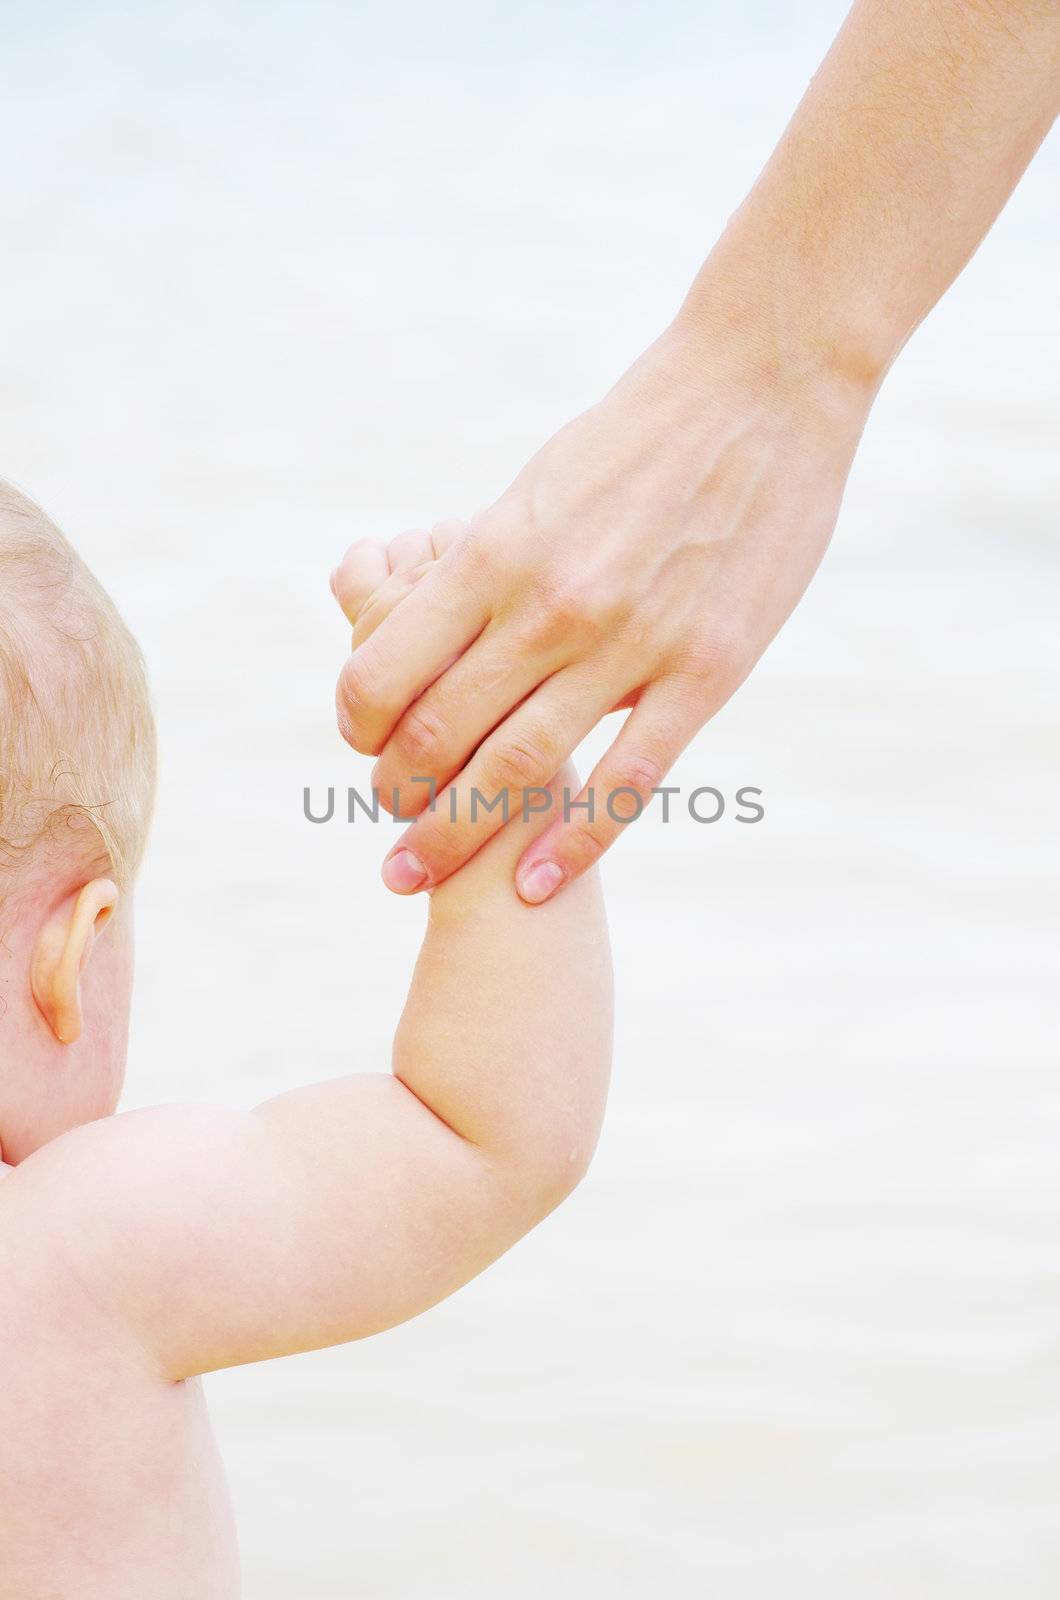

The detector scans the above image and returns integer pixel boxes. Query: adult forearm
[684,0,1060,391]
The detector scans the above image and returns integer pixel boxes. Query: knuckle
[350,591,387,642]
[373,780,397,815]
[561,821,608,871]
[336,651,370,710]
[468,497,525,549]
[345,535,385,560]
[685,620,750,686]
[460,510,506,577]
[429,517,469,554]
[380,781,429,820]
[545,570,604,630]
[395,700,448,768]
[485,729,552,791]
[335,651,385,754]
[463,499,535,586]
[388,528,432,568]
[523,570,611,652]
[607,751,665,799]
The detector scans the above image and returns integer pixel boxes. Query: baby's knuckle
[350,591,386,640]
[345,535,385,560]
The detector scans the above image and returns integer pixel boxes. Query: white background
[2,2,1058,1594]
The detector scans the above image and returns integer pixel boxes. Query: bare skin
[0,580,610,1595]
[332,0,1060,904]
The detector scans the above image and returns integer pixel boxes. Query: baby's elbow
[485,1028,611,1230]
[514,1119,601,1225]
[524,1042,611,1217]
[543,1138,597,1214]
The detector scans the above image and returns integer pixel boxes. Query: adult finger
[378,665,618,894]
[514,676,704,903]
[335,554,490,756]
[370,619,573,818]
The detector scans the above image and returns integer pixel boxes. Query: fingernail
[517,861,565,905]
[382,848,428,893]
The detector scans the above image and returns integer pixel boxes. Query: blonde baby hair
[0,481,156,896]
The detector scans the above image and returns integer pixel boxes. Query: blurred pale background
[3,2,1059,1595]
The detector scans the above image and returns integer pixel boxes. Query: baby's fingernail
[382,848,428,893]
[518,861,564,905]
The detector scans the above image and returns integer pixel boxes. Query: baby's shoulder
[0,1150,222,1597]
[0,1127,156,1384]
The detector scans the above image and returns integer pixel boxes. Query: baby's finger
[387,528,434,574]
[428,518,469,558]
[351,560,434,651]
[330,539,390,624]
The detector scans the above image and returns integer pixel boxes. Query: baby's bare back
[0,1181,240,1600]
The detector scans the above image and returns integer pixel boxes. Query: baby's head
[0,483,155,1164]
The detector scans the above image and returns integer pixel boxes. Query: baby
[0,482,612,1597]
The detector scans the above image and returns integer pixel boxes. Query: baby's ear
[31,879,119,1045]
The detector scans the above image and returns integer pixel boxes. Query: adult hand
[333,0,1059,902]
[333,312,871,901]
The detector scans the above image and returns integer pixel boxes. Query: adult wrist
[673,220,898,421]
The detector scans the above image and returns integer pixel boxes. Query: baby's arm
[19,766,611,1379]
